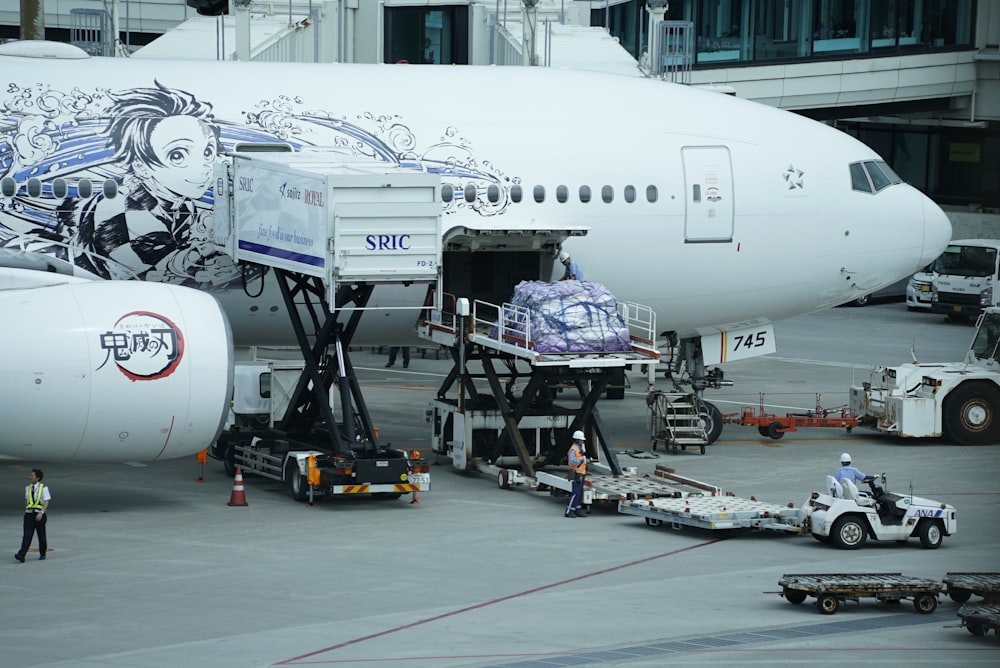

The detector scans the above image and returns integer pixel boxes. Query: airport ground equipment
[850,306,1000,445]
[646,390,713,454]
[776,573,943,615]
[928,238,1000,321]
[619,471,957,550]
[209,154,439,502]
[943,573,1000,604]
[421,296,713,503]
[809,472,956,549]
[723,393,859,439]
[957,605,1000,637]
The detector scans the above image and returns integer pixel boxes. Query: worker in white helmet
[564,430,588,518]
[834,452,870,485]
[557,250,585,282]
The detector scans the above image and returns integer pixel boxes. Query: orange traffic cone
[227,466,249,507]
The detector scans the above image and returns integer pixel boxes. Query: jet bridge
[217,153,441,464]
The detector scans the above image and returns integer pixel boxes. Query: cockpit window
[875,160,902,184]
[864,161,892,191]
[850,163,872,193]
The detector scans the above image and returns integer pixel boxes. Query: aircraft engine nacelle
[0,278,234,461]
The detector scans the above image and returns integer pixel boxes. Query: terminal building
[2,0,997,235]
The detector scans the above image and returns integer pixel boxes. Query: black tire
[949,588,973,603]
[913,593,938,614]
[784,588,807,605]
[967,620,986,636]
[286,460,308,502]
[851,294,871,307]
[831,515,867,550]
[917,520,944,549]
[698,401,724,444]
[497,470,511,490]
[757,426,769,437]
[817,594,839,614]
[767,422,785,440]
[942,382,1000,445]
[223,446,237,477]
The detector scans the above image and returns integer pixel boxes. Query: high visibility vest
[25,483,46,511]
[568,444,587,475]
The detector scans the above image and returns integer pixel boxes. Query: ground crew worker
[558,250,585,281]
[15,468,49,562]
[565,431,588,518]
[834,453,870,485]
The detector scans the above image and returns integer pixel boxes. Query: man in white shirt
[15,468,50,562]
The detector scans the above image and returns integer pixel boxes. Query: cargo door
[682,146,734,242]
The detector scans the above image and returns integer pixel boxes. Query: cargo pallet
[943,572,1000,603]
[776,573,942,615]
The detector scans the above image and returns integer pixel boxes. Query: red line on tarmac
[273,538,726,666]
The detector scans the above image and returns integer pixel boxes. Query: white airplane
[0,41,951,462]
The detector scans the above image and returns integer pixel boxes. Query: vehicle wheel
[817,594,839,614]
[223,446,237,477]
[497,469,511,490]
[831,515,867,549]
[644,517,662,527]
[942,382,1000,445]
[913,593,938,614]
[767,422,785,440]
[949,588,973,603]
[698,401,724,444]
[757,426,769,437]
[784,588,807,605]
[286,460,307,502]
[966,620,986,636]
[851,294,871,307]
[917,520,944,549]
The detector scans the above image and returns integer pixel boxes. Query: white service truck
[929,238,1000,321]
[850,306,1000,445]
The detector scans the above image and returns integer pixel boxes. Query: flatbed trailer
[943,572,1000,603]
[776,573,942,615]
[957,605,1000,638]
[618,491,808,531]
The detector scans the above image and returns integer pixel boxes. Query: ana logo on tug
[97,311,185,381]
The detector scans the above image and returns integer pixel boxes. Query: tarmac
[3,301,998,667]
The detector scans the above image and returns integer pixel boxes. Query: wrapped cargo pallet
[505,280,632,353]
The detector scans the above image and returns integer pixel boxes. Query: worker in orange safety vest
[564,430,588,518]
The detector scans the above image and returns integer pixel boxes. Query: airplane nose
[921,195,952,266]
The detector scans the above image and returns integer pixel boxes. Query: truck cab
[931,239,1000,321]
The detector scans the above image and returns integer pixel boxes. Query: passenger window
[102,179,118,199]
[533,185,545,203]
[52,178,68,199]
[864,161,892,191]
[27,178,42,197]
[464,184,476,202]
[646,185,658,203]
[579,185,591,203]
[511,184,522,203]
[849,163,872,193]
[77,178,93,198]
[487,185,500,203]
[441,185,453,202]
[556,185,568,203]
[624,185,636,203]
[601,185,614,203]
[0,177,15,197]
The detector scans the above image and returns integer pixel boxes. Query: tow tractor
[809,473,956,549]
[618,471,957,550]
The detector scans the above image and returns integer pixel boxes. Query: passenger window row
[1,176,119,200]
[442,183,660,205]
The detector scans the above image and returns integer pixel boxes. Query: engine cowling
[0,273,233,461]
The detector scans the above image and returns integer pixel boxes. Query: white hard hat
[557,250,570,262]
[840,453,851,464]
[572,430,586,441]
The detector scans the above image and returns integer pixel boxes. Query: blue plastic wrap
[506,280,632,353]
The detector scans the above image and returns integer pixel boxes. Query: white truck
[929,238,1000,321]
[849,306,1000,445]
